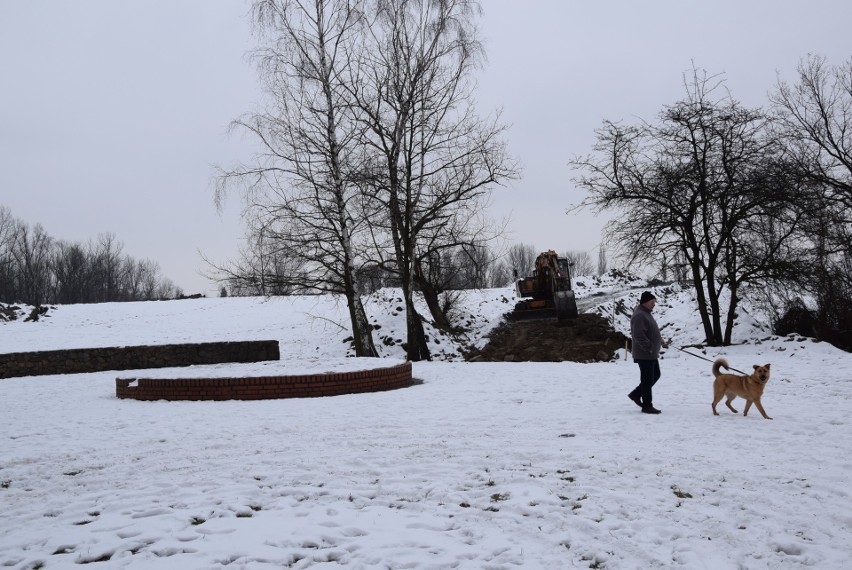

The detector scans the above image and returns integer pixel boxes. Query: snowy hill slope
[0,270,776,362]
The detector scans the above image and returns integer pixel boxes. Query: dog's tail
[712,358,729,378]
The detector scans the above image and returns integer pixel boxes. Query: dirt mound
[466,313,628,363]
[1,304,23,322]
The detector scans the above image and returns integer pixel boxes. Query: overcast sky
[2,1,850,295]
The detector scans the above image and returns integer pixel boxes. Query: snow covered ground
[2,277,851,569]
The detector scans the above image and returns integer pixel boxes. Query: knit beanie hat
[639,291,656,304]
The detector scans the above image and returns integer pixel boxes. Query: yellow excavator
[510,250,578,321]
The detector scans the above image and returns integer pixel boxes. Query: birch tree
[216,0,378,356]
[347,0,517,360]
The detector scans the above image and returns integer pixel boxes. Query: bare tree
[216,0,378,356]
[155,277,179,300]
[9,222,53,306]
[572,68,807,346]
[771,54,852,208]
[118,256,167,302]
[506,243,537,280]
[488,259,511,287]
[410,200,507,327]
[770,54,852,341]
[120,256,143,301]
[140,259,163,300]
[0,206,17,302]
[451,243,492,289]
[343,0,517,360]
[563,250,594,277]
[89,233,125,302]
[52,241,92,304]
[204,215,309,297]
[596,244,607,276]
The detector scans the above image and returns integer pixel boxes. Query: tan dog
[712,358,773,420]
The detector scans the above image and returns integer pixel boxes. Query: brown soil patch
[466,313,628,363]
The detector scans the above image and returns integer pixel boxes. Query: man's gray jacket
[630,304,662,360]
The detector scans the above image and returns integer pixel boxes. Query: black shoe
[628,393,642,408]
[642,406,662,414]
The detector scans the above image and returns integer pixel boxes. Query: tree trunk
[723,280,738,346]
[687,249,716,344]
[404,300,431,361]
[414,258,451,330]
[399,263,431,361]
[703,250,724,346]
[347,292,378,357]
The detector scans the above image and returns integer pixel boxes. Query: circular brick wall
[116,362,413,401]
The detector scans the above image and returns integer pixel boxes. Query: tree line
[0,206,181,306]
[218,241,599,297]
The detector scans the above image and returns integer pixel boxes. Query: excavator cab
[510,250,578,321]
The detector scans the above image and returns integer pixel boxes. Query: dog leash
[675,346,748,375]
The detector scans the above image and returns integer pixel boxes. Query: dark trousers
[630,359,661,408]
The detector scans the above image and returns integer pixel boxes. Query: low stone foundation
[0,340,280,379]
[115,362,413,401]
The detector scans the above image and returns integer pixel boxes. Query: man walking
[629,291,667,414]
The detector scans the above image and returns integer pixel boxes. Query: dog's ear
[765,364,771,369]
[753,365,759,370]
